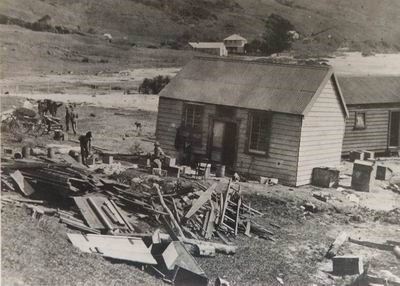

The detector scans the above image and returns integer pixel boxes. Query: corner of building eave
[331,72,349,119]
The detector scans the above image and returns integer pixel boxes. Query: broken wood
[10,170,35,196]
[349,237,394,251]
[184,183,217,219]
[154,184,185,238]
[326,232,348,258]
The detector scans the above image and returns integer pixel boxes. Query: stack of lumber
[72,196,134,234]
[2,160,98,196]
[101,179,276,242]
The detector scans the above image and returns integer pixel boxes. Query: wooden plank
[9,170,35,196]
[73,197,105,230]
[67,233,157,265]
[104,200,125,225]
[234,196,241,236]
[154,184,185,238]
[219,180,232,225]
[326,232,348,258]
[348,237,393,251]
[109,200,135,232]
[60,217,100,234]
[88,197,113,231]
[185,183,217,219]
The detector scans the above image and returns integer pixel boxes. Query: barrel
[216,164,225,178]
[22,146,31,159]
[47,147,55,158]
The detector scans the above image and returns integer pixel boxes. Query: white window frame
[248,111,270,155]
[354,111,366,130]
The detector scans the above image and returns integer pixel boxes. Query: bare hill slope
[1,0,400,76]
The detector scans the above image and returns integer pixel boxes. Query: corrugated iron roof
[338,76,400,105]
[224,34,247,41]
[159,57,335,115]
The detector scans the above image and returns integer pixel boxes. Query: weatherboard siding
[297,79,346,186]
[235,110,302,186]
[342,107,393,153]
[156,98,215,158]
[155,97,183,157]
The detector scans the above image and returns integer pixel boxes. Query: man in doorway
[79,131,92,166]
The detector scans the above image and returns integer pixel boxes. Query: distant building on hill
[188,42,228,57]
[223,34,247,54]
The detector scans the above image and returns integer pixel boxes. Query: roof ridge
[338,75,400,78]
[193,56,332,71]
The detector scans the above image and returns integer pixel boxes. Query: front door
[210,120,237,168]
[389,111,400,147]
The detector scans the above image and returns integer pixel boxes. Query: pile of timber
[101,179,277,242]
[1,160,98,196]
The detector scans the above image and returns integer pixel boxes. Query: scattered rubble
[0,145,276,284]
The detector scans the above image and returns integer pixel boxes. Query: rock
[303,202,318,213]
[394,246,400,258]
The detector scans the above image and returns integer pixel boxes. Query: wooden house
[223,34,247,54]
[156,58,348,186]
[339,76,400,154]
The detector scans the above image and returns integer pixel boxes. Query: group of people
[65,103,78,135]
[36,99,167,169]
[38,99,62,116]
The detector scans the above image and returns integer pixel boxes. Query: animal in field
[134,121,142,131]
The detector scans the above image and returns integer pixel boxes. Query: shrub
[262,14,294,55]
[138,76,170,94]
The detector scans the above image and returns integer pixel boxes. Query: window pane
[183,104,203,131]
[249,112,269,152]
[355,112,365,129]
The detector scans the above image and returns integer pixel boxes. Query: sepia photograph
[0,0,399,285]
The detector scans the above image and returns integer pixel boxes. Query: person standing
[70,104,78,135]
[152,141,165,169]
[79,131,92,166]
[65,104,71,132]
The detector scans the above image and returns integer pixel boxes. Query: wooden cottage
[339,76,400,154]
[223,34,247,54]
[156,58,348,186]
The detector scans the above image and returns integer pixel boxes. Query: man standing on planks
[79,131,92,166]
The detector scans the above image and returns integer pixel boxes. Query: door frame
[388,110,400,149]
[207,115,241,169]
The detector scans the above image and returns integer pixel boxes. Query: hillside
[1,0,400,76]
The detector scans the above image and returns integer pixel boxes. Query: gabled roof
[224,34,247,41]
[338,76,400,105]
[160,57,346,116]
[189,42,225,49]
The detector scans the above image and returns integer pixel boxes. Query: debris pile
[1,148,276,285]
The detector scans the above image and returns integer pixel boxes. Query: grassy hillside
[0,0,400,76]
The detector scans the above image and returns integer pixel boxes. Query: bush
[245,39,266,54]
[262,14,294,55]
[244,14,294,56]
[139,75,170,94]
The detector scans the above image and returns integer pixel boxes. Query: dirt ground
[1,89,400,285]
